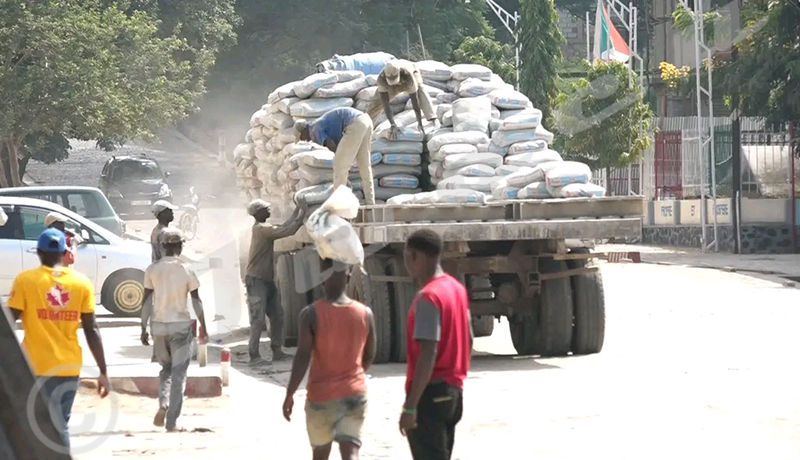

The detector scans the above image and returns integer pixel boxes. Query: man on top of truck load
[294,107,376,205]
[369,59,438,140]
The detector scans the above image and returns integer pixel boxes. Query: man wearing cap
[150,200,178,263]
[245,197,308,365]
[294,107,376,205]
[141,228,208,432]
[7,229,111,448]
[369,59,437,140]
[45,212,81,267]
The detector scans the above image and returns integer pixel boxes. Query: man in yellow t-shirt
[7,228,111,450]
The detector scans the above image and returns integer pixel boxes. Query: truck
[271,195,644,363]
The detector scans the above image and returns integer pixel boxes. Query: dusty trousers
[332,113,375,205]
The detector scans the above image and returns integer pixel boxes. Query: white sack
[488,89,531,109]
[250,109,268,128]
[517,182,551,199]
[417,60,453,81]
[366,74,379,86]
[379,174,419,189]
[505,150,563,168]
[290,98,354,118]
[306,209,364,265]
[371,139,424,154]
[430,143,478,162]
[315,77,369,98]
[443,152,503,170]
[495,164,526,176]
[543,161,592,187]
[436,92,459,104]
[547,182,605,198]
[457,78,505,97]
[507,140,548,155]
[275,97,300,115]
[234,143,254,161]
[452,96,492,132]
[452,164,496,177]
[356,87,379,102]
[450,64,493,81]
[294,73,338,99]
[331,70,365,83]
[268,82,297,104]
[266,111,294,130]
[437,175,497,193]
[427,131,489,153]
[498,109,543,131]
[382,153,422,166]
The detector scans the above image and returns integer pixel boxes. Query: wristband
[402,407,416,415]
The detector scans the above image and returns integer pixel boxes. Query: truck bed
[275,196,644,251]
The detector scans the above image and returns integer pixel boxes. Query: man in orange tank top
[283,258,377,460]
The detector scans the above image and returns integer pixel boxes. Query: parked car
[99,154,172,217]
[0,186,126,236]
[0,197,151,317]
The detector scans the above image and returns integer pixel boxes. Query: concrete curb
[80,376,222,398]
[640,260,789,277]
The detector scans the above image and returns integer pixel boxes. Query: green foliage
[519,0,563,124]
[452,36,516,84]
[553,61,653,170]
[672,4,723,43]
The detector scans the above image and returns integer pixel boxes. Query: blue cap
[37,228,66,253]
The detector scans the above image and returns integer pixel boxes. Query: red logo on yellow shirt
[46,284,70,310]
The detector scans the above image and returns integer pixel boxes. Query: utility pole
[730,46,741,254]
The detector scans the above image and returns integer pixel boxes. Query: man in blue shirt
[295,107,376,205]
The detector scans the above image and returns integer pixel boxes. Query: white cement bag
[279,128,296,144]
[498,109,543,131]
[299,150,335,169]
[376,187,422,201]
[452,97,492,132]
[295,165,360,185]
[372,164,422,178]
[436,92,459,104]
[366,74,379,86]
[489,118,501,133]
[487,143,508,156]
[488,89,531,109]
[424,79,450,92]
[371,139,424,154]
[495,164,526,176]
[441,110,454,127]
[502,167,545,187]
[319,185,360,219]
[437,175,496,192]
[374,126,424,142]
[234,143,254,161]
[284,142,318,157]
[507,140,548,155]
[250,109,268,128]
[543,161,592,187]
[428,131,489,153]
[268,82,297,104]
[436,104,452,119]
[547,182,605,198]
[290,98,354,118]
[245,129,255,144]
[331,70,365,83]
[356,87,379,102]
[306,209,364,265]
[379,174,419,189]
[294,73,338,99]
[428,161,445,179]
[266,111,294,130]
[315,77,369,98]
[505,150,563,168]
[382,153,422,166]
[417,60,453,81]
[491,127,540,147]
[457,78,503,97]
[536,124,555,144]
[443,152,503,170]
[492,184,520,200]
[450,64,492,81]
[252,126,269,142]
[430,143,478,162]
[453,164,496,177]
[354,100,371,112]
[517,182,551,199]
[274,97,299,114]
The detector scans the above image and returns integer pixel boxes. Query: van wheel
[101,269,145,317]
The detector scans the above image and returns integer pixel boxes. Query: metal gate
[654,131,683,199]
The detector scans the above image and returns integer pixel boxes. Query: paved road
[59,261,800,460]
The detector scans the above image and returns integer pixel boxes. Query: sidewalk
[598,244,800,277]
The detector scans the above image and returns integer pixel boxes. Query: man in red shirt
[399,229,473,460]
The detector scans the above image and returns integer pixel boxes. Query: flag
[593,0,630,63]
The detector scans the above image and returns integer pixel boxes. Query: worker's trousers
[333,113,376,205]
[153,321,193,431]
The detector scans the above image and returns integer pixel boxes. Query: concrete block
[680,199,704,225]
[81,375,223,398]
[706,198,732,224]
[741,198,789,223]
[653,200,680,225]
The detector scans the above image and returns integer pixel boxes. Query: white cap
[44,212,68,228]
[152,200,178,216]
[383,60,402,86]
[247,199,271,216]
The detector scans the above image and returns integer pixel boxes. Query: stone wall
[642,224,799,254]
[558,9,588,60]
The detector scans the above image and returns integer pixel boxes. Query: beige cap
[161,228,185,245]
[152,200,178,216]
[383,60,402,86]
[44,212,68,228]
[247,199,271,216]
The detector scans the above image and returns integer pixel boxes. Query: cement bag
[436,92,459,104]
[502,167,545,187]
[366,74,379,86]
[376,187,422,201]
[495,164,526,176]
[543,161,592,187]
[274,97,300,114]
[234,143,255,161]
[268,82,297,104]
[306,209,364,266]
[443,152,503,170]
[379,174,419,189]
[245,129,255,144]
[430,143,478,162]
[382,153,422,166]
[417,60,453,81]
[457,78,503,97]
[428,161,445,179]
[450,64,492,81]
[315,77,369,98]
[505,150,563,168]
[507,140,548,155]
[356,87,379,102]
[489,119,501,133]
[437,175,496,193]
[354,99,371,112]
[452,97,492,133]
[425,189,487,204]
[266,111,294,130]
[428,131,489,153]
[284,142,318,157]
[331,70,365,83]
[492,183,520,200]
[436,104,452,119]
[295,73,338,99]
[536,124,555,144]
[372,164,422,178]
[250,109,268,128]
[452,164,496,177]
[319,185,360,219]
[488,143,508,156]
[371,139,423,155]
[442,110,453,127]
[279,128,296,144]
[491,127,540,148]
[548,182,605,198]
[290,98,354,118]
[488,89,531,109]
[517,182,551,199]
[298,150,335,169]
[424,79,450,92]
[385,194,417,205]
[498,109,543,131]
[374,126,424,142]
[295,165,360,185]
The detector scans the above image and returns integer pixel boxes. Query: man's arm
[142,267,154,332]
[379,91,396,127]
[270,203,308,239]
[403,297,441,411]
[362,307,377,372]
[286,306,315,397]
[324,138,338,153]
[409,91,425,132]
[81,313,108,377]
[190,290,208,341]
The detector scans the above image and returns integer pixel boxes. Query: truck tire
[101,269,145,317]
[472,316,495,338]
[567,256,606,355]
[509,259,573,356]
[275,253,306,347]
[387,258,416,363]
[348,256,392,364]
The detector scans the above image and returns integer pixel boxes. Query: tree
[452,36,516,84]
[0,0,200,187]
[553,61,652,171]
[519,0,563,124]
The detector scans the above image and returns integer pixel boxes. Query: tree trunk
[7,136,22,187]
[19,155,30,178]
[0,142,10,188]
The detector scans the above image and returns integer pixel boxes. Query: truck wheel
[509,259,573,356]
[472,316,495,338]
[567,256,606,355]
[388,258,416,363]
[275,253,306,347]
[348,257,392,364]
[101,269,145,317]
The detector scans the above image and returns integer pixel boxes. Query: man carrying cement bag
[306,186,365,267]
[370,60,438,139]
[295,107,376,205]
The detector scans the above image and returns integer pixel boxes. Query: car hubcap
[114,280,144,313]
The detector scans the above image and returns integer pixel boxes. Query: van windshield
[112,161,162,181]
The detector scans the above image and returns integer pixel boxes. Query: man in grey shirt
[245,198,308,365]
